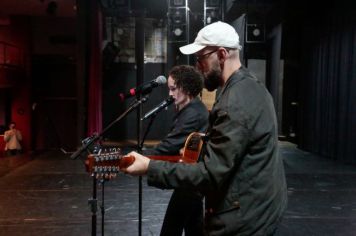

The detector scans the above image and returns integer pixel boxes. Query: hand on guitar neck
[121,152,150,176]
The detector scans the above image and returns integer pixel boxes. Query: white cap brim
[179,43,206,55]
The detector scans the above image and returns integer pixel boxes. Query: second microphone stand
[70,97,148,236]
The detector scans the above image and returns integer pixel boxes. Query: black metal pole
[71,97,148,235]
[89,177,97,236]
[101,180,105,235]
[135,10,145,236]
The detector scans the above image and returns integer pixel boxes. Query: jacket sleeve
[147,90,250,192]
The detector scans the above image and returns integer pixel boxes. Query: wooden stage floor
[0,142,355,236]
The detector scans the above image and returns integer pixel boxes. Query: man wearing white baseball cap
[179,21,242,55]
[122,21,287,235]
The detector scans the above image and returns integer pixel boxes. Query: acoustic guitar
[85,132,205,179]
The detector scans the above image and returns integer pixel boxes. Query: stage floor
[0,142,355,236]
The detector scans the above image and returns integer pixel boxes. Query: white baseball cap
[179,21,242,55]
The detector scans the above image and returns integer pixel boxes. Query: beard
[204,64,222,91]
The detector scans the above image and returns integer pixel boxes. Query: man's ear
[217,47,227,64]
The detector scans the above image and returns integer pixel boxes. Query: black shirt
[144,97,209,156]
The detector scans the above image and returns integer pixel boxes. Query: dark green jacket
[147,67,287,235]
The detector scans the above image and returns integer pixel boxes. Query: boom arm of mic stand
[140,112,158,149]
[70,96,149,160]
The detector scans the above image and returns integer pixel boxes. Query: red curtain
[87,0,103,135]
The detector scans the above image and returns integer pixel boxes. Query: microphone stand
[70,97,148,236]
[136,110,159,236]
[140,114,157,149]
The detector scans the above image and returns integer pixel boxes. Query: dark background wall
[102,63,173,141]
[295,5,356,163]
[30,17,78,151]
[0,0,355,164]
[0,16,32,152]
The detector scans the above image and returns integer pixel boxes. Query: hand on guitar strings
[120,151,150,176]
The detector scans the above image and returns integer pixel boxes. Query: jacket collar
[216,66,247,102]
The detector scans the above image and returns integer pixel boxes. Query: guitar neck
[149,155,182,163]
[85,132,204,179]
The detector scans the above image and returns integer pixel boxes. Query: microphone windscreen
[155,75,167,85]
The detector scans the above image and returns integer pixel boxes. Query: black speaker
[168,7,187,42]
[170,0,185,7]
[205,8,220,25]
[168,24,187,42]
[206,0,220,7]
[246,24,265,43]
[169,8,186,25]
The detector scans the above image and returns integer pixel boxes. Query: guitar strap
[197,131,210,162]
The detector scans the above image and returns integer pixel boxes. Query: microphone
[141,96,174,120]
[119,76,167,101]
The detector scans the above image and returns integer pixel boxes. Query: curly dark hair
[169,65,204,97]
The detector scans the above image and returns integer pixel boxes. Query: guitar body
[181,132,205,163]
[85,132,205,179]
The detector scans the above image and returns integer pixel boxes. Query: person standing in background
[4,121,22,156]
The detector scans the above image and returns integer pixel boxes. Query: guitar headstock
[85,149,135,180]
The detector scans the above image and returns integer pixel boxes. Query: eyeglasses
[196,49,218,62]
